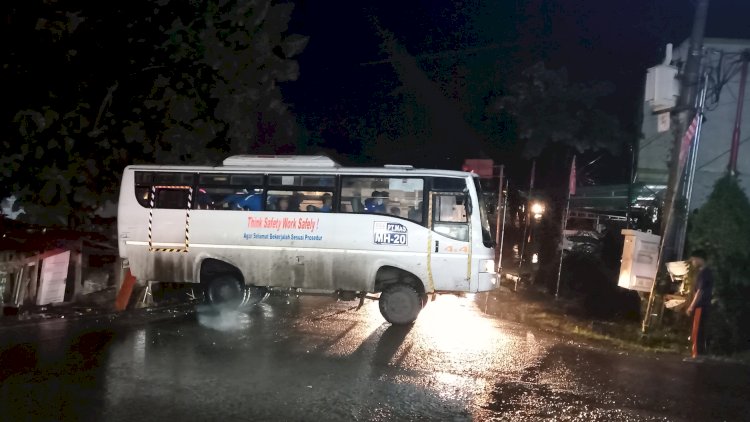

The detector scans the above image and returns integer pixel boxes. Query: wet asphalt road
[1,293,749,421]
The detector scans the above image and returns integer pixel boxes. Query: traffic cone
[115,269,136,311]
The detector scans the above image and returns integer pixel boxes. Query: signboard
[462,159,494,178]
[657,112,670,133]
[36,250,70,305]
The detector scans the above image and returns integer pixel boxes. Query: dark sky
[284,0,750,185]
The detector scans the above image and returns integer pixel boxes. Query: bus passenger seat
[350,198,364,213]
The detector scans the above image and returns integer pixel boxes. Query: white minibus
[117,155,497,324]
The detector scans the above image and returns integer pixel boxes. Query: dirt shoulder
[484,287,690,355]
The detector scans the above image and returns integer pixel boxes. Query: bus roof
[125,155,475,178]
[222,155,339,167]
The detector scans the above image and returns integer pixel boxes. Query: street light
[531,202,545,220]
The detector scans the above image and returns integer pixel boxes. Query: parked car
[561,229,603,256]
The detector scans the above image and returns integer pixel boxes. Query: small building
[638,38,750,211]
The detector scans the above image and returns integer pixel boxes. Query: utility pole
[494,165,505,262]
[518,160,536,284]
[661,0,710,262]
[728,55,749,175]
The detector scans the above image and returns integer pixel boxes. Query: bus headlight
[480,259,495,273]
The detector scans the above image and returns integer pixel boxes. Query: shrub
[688,175,750,354]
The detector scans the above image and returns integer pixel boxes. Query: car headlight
[480,259,495,273]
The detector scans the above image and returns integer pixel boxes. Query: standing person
[686,249,713,358]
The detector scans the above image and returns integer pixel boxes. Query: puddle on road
[195,305,250,332]
[482,379,670,421]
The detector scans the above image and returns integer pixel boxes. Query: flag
[568,155,577,196]
[678,115,700,172]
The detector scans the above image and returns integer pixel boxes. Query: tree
[144,0,308,162]
[1,0,307,227]
[493,62,624,158]
[689,175,750,354]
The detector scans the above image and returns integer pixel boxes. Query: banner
[568,156,577,196]
[678,115,700,173]
[37,250,70,305]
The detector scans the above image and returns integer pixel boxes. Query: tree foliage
[1,0,307,227]
[689,175,750,286]
[494,62,624,158]
[146,0,307,161]
[689,175,750,353]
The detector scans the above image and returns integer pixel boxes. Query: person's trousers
[691,307,709,357]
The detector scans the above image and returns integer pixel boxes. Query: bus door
[428,191,472,291]
[148,185,192,252]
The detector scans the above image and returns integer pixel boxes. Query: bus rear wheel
[379,284,422,325]
[206,275,244,308]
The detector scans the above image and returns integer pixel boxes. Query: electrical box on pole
[645,65,680,112]
[618,229,661,292]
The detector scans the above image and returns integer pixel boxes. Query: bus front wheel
[206,275,244,308]
[242,286,270,306]
[379,284,422,325]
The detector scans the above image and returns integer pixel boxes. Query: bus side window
[196,173,263,210]
[135,186,150,207]
[155,189,191,209]
[432,194,469,241]
[134,171,154,208]
[341,177,423,221]
[135,172,199,209]
[266,174,334,212]
[266,191,332,212]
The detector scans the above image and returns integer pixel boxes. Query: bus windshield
[473,176,493,248]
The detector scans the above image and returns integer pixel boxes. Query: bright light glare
[419,295,505,354]
[530,202,545,215]
[532,253,539,264]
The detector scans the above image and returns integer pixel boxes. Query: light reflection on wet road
[1,293,749,421]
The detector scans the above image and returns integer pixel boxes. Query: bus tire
[379,283,422,325]
[242,286,270,307]
[420,293,429,308]
[206,275,244,308]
